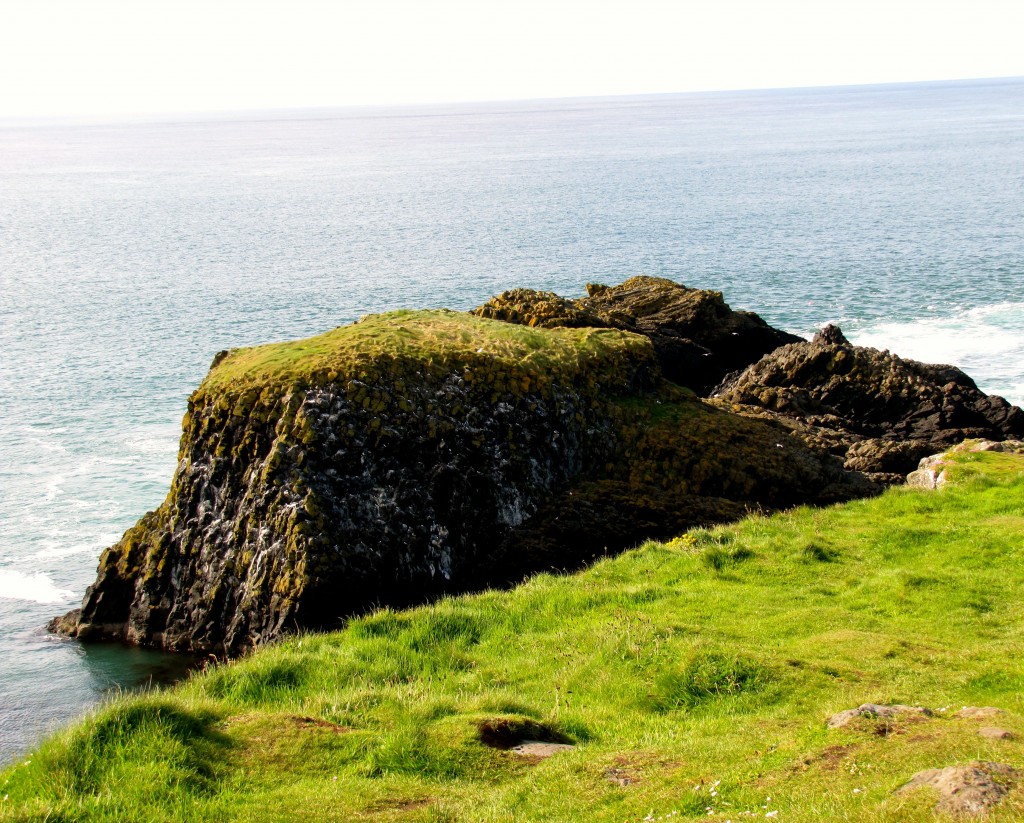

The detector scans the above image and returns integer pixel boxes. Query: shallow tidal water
[1,77,1022,764]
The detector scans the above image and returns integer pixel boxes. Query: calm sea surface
[2,78,1023,764]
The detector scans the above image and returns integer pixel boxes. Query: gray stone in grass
[899,761,1017,816]
[906,464,948,490]
[979,727,1015,740]
[605,767,635,786]
[510,741,576,759]
[826,703,933,729]
[955,706,1004,720]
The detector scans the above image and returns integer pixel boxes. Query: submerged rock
[52,305,873,655]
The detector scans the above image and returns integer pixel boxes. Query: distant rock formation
[713,328,1024,483]
[51,300,873,655]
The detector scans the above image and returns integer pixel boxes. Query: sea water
[1,77,1022,764]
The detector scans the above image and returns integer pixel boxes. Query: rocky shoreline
[52,278,1024,655]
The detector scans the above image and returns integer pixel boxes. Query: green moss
[199,310,654,398]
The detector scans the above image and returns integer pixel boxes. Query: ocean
[1,77,1022,765]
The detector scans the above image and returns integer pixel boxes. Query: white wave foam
[43,474,65,502]
[21,534,121,563]
[847,302,1024,408]
[15,426,69,454]
[123,436,179,457]
[121,424,181,457]
[0,570,76,604]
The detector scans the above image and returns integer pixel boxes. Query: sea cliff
[52,279,1024,655]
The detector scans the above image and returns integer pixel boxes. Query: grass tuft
[702,544,755,571]
[651,650,770,711]
[801,541,840,562]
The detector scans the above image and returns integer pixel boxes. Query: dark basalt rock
[51,307,875,656]
[813,324,849,346]
[580,277,805,392]
[473,276,803,394]
[714,327,1024,477]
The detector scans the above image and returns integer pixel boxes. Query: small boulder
[510,741,576,759]
[979,727,1015,740]
[826,703,933,730]
[899,761,1017,816]
[813,324,849,346]
[956,706,1005,720]
[906,465,948,490]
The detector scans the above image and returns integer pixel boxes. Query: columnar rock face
[713,327,1024,482]
[52,305,875,655]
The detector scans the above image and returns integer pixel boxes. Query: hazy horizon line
[2,73,1021,129]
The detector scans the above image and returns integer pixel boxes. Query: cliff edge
[52,302,873,655]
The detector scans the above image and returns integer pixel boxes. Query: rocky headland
[52,278,1024,655]
[712,323,1024,484]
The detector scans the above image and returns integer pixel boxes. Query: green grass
[4,449,1024,821]
[198,309,651,393]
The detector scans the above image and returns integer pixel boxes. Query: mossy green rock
[54,308,874,655]
[473,276,803,393]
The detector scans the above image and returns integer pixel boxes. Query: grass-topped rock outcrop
[52,302,873,655]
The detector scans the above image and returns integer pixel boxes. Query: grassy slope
[4,450,1024,822]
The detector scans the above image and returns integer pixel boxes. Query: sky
[1,0,1022,119]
